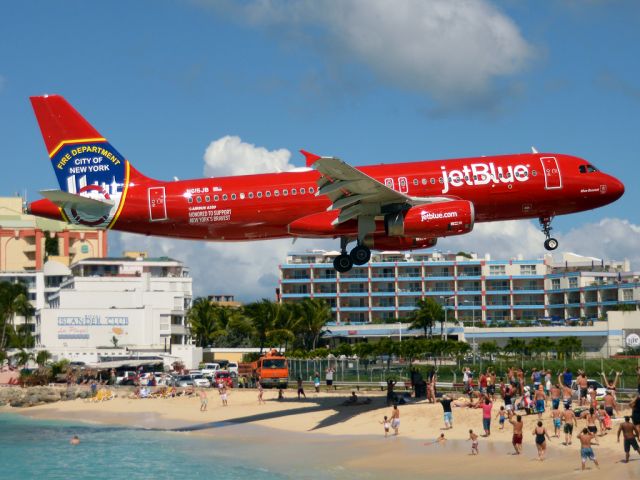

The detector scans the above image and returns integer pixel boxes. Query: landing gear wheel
[544,238,558,251]
[333,254,353,273]
[349,245,371,265]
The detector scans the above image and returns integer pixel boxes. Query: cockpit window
[579,164,599,174]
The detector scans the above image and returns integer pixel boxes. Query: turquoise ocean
[0,413,305,480]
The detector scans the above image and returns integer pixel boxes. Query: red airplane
[29,95,624,272]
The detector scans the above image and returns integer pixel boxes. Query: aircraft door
[148,187,168,221]
[398,177,409,194]
[540,157,562,190]
[384,178,395,190]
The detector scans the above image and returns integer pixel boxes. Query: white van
[227,362,239,375]
[201,363,221,377]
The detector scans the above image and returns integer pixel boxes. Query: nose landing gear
[332,237,372,272]
[539,216,558,251]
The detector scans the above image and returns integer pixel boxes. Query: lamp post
[439,295,455,341]
[464,299,476,364]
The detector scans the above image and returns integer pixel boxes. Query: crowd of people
[427,367,640,469]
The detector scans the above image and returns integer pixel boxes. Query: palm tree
[243,299,280,353]
[35,350,52,367]
[0,281,35,352]
[556,337,583,360]
[503,338,527,357]
[210,304,252,347]
[296,298,331,351]
[13,348,33,370]
[479,341,500,361]
[407,298,444,338]
[528,337,554,359]
[187,297,218,347]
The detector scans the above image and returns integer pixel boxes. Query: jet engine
[385,200,474,237]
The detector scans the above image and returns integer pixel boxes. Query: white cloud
[440,218,640,267]
[203,135,295,177]
[205,0,534,107]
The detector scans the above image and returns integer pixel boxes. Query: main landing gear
[333,237,371,273]
[539,216,558,251]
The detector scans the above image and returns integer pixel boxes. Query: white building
[35,255,193,362]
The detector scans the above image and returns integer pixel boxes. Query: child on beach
[551,406,562,437]
[257,381,265,404]
[199,389,208,412]
[424,433,446,446]
[381,416,390,437]
[220,385,228,406]
[496,406,506,430]
[468,430,479,455]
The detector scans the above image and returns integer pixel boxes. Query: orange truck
[240,349,289,388]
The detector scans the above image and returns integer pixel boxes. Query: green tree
[187,297,218,347]
[243,299,281,353]
[35,350,52,367]
[407,298,444,338]
[0,281,35,352]
[13,348,33,369]
[295,298,332,351]
[556,337,583,360]
[528,337,555,359]
[503,338,527,357]
[479,341,500,361]
[210,305,253,347]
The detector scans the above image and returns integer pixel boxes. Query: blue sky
[0,1,638,299]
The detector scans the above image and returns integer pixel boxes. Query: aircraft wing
[40,189,114,212]
[303,151,452,225]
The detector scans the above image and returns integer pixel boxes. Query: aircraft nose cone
[609,177,625,200]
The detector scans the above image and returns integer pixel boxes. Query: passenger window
[413,179,419,186]
[214,195,219,201]
[257,192,263,198]
[300,188,306,194]
[222,194,228,200]
[421,178,427,185]
[283,189,288,196]
[309,187,315,194]
[430,178,435,184]
[240,193,245,200]
[248,192,254,199]
[231,194,237,200]
[292,188,297,195]
[187,197,193,204]
[205,195,210,202]
[196,196,202,203]
[266,191,271,198]
[274,190,280,197]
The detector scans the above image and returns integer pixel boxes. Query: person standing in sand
[313,372,320,393]
[390,405,400,436]
[220,385,228,406]
[257,381,265,404]
[439,394,453,429]
[297,376,306,399]
[381,415,390,437]
[617,416,640,463]
[630,395,640,437]
[534,385,546,419]
[561,405,578,446]
[325,367,334,392]
[508,411,524,455]
[468,430,479,455]
[533,420,551,461]
[199,388,208,412]
[558,373,572,409]
[550,382,561,412]
[551,405,562,438]
[480,397,493,437]
[577,428,600,470]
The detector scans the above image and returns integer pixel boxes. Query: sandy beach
[5,387,640,479]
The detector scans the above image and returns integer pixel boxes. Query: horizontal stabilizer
[40,189,114,212]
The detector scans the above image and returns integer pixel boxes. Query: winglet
[300,150,321,167]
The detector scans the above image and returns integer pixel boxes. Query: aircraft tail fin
[30,95,138,228]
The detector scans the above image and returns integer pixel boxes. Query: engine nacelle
[364,235,437,251]
[385,200,474,237]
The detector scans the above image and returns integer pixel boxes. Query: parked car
[201,363,221,377]
[227,362,239,375]
[174,375,195,387]
[213,370,233,388]
[116,371,138,385]
[571,379,606,401]
[190,374,211,388]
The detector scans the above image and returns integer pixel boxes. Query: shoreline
[4,388,640,478]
